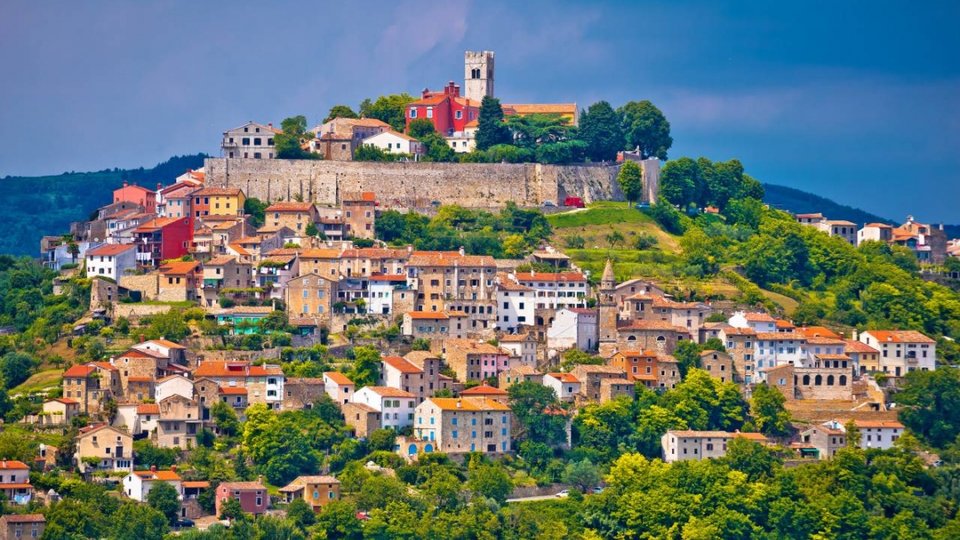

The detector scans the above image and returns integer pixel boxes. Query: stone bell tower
[464,50,495,103]
[598,259,619,356]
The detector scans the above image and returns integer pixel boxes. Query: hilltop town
[3,50,960,538]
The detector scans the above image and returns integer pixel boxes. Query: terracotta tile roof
[218,481,266,491]
[183,481,211,489]
[0,460,29,470]
[843,340,879,354]
[863,330,936,344]
[145,339,187,349]
[159,260,201,275]
[0,514,44,523]
[50,397,79,405]
[361,386,416,398]
[137,404,160,414]
[194,360,282,378]
[775,319,795,329]
[382,356,423,374]
[300,248,342,259]
[227,243,251,256]
[407,251,496,268]
[92,361,118,371]
[621,320,690,332]
[444,339,508,355]
[407,311,449,320]
[342,191,377,203]
[667,430,749,439]
[127,376,154,383]
[219,386,248,395]
[863,222,893,228]
[851,420,904,429]
[266,201,315,212]
[719,326,757,336]
[403,351,441,367]
[515,272,586,282]
[134,469,182,481]
[87,243,137,257]
[498,333,532,343]
[806,336,844,345]
[547,372,580,383]
[194,187,243,197]
[324,372,355,385]
[134,217,183,232]
[427,397,511,412]
[369,274,406,282]
[409,94,450,106]
[743,312,776,322]
[461,384,508,396]
[796,326,842,339]
[63,364,96,378]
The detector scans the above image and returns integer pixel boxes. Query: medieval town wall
[204,158,626,208]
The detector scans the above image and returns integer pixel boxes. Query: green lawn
[547,201,653,228]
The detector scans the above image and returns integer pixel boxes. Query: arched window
[627,335,637,341]
[827,375,835,386]
[802,374,810,385]
[656,335,666,343]
[815,375,823,386]
[839,375,847,386]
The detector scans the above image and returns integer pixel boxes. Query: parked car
[555,489,569,498]
[174,518,195,529]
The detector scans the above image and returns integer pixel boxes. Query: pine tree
[475,96,512,150]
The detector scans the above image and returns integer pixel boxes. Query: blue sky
[1,0,957,221]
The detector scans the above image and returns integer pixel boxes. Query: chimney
[456,400,462,408]
[123,181,128,188]
[267,123,273,129]
[458,246,465,256]
[150,465,157,472]
[170,465,177,472]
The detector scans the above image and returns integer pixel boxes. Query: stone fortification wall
[204,158,624,208]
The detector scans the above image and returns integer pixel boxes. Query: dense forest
[0,154,206,256]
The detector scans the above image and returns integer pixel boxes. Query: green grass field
[11,368,63,396]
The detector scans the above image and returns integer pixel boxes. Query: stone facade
[205,158,628,209]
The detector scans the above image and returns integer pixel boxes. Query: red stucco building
[405,82,480,136]
[215,481,269,517]
[113,182,158,214]
[132,217,193,267]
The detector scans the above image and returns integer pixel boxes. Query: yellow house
[193,187,246,217]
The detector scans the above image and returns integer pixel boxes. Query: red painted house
[132,217,193,267]
[405,82,480,136]
[215,481,268,517]
[113,182,158,214]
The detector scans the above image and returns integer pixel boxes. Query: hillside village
[3,50,960,538]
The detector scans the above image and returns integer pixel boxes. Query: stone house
[158,260,201,303]
[662,430,768,463]
[215,481,269,517]
[279,476,341,511]
[265,202,319,234]
[342,402,382,438]
[282,377,326,410]
[859,330,937,377]
[284,274,337,330]
[616,320,691,355]
[0,514,45,540]
[413,397,512,455]
[341,192,377,240]
[220,121,280,159]
[39,398,81,426]
[437,339,510,383]
[570,364,628,403]
[498,365,543,390]
[75,424,133,473]
[498,332,538,368]
[156,394,201,449]
[699,350,735,383]
[62,362,122,415]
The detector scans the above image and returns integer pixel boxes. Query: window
[456,110,463,120]
[410,109,417,118]
[426,107,434,119]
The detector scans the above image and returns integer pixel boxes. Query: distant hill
[763,183,959,239]
[0,154,207,256]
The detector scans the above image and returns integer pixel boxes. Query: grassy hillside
[0,154,207,256]
[547,202,800,313]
